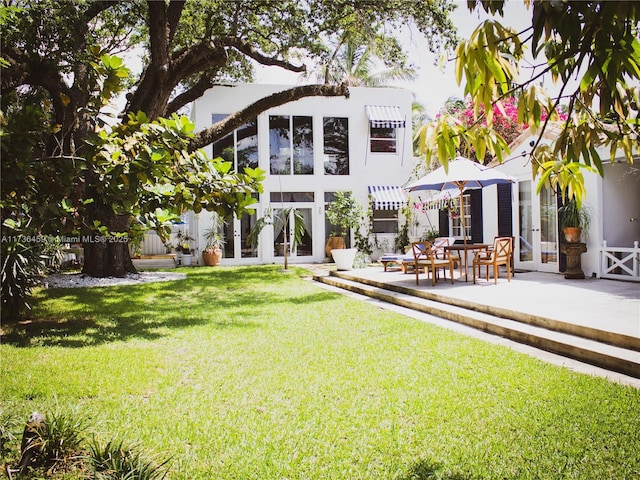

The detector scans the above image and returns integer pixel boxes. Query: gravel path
[42,271,186,289]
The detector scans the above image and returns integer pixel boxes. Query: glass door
[516,180,559,272]
[272,206,314,260]
[222,211,259,263]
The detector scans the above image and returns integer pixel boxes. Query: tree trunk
[81,201,137,278]
[82,240,136,278]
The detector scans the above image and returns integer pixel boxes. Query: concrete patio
[309,264,640,387]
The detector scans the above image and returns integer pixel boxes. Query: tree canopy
[1,0,459,316]
[1,0,459,260]
[417,0,639,204]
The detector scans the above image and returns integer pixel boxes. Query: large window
[269,115,314,175]
[211,114,258,172]
[323,117,349,175]
[370,126,397,153]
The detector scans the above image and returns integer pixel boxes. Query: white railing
[598,241,640,282]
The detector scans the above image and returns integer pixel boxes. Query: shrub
[88,438,171,480]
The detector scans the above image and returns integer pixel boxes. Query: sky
[254,1,533,117]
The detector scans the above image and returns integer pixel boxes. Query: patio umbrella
[405,156,515,248]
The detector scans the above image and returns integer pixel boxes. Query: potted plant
[325,191,364,270]
[176,230,195,265]
[202,214,225,266]
[558,198,591,243]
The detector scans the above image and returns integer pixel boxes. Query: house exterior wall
[493,129,638,278]
[186,84,415,265]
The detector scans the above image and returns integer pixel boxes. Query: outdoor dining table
[445,243,489,282]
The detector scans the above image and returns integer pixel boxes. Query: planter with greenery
[325,191,364,270]
[558,199,591,243]
[176,231,195,265]
[202,214,225,266]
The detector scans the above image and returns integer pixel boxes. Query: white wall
[191,84,415,263]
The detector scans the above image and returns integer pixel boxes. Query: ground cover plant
[1,266,638,479]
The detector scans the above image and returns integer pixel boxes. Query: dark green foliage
[88,438,171,480]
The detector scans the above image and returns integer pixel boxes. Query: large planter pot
[563,227,582,243]
[331,248,357,271]
[203,248,223,266]
[325,236,346,258]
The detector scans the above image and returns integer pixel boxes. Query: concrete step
[313,273,640,379]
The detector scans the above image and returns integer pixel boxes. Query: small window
[372,209,399,234]
[370,127,397,153]
[450,193,471,240]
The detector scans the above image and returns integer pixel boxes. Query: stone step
[313,273,640,379]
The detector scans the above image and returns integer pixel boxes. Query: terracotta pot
[203,247,223,266]
[563,227,582,243]
[325,236,345,258]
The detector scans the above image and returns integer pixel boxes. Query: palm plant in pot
[325,191,364,270]
[202,213,225,266]
[558,198,591,243]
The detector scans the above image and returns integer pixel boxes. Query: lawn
[1,265,639,479]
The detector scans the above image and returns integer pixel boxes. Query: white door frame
[515,178,559,273]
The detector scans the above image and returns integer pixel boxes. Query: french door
[272,205,314,261]
[517,180,559,272]
[222,211,259,263]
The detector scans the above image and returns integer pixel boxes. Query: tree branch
[166,1,186,43]
[166,75,215,115]
[222,37,306,73]
[84,1,119,22]
[189,83,350,151]
[147,1,171,72]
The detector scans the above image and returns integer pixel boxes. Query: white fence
[598,241,640,282]
[139,226,185,256]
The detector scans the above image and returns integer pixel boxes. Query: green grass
[1,265,639,479]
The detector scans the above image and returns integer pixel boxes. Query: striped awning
[368,185,407,210]
[365,105,406,128]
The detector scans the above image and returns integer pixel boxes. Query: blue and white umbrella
[405,157,515,247]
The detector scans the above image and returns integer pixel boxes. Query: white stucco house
[410,126,639,281]
[140,84,415,265]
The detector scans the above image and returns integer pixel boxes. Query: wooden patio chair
[411,241,455,286]
[472,236,513,284]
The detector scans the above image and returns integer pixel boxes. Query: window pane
[293,116,314,174]
[237,118,258,172]
[370,139,397,153]
[323,117,349,175]
[269,115,291,175]
[371,127,396,139]
[270,192,314,203]
[212,114,234,163]
[451,194,470,239]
